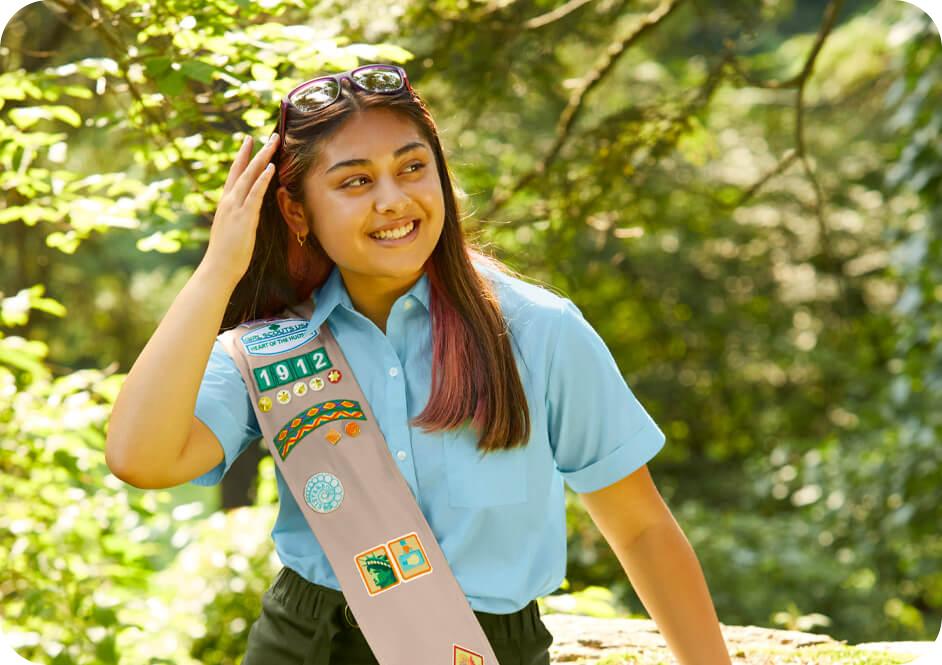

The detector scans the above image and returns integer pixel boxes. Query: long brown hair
[220,71,530,453]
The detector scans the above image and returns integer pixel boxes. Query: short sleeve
[190,338,262,487]
[546,299,666,494]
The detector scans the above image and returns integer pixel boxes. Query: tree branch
[725,0,846,209]
[524,0,597,29]
[45,0,204,194]
[725,0,852,323]
[478,0,687,222]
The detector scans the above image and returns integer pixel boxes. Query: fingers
[244,163,276,212]
[233,133,280,205]
[223,135,253,195]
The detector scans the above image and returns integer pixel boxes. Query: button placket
[386,356,415,494]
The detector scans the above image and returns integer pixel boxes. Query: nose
[373,172,412,216]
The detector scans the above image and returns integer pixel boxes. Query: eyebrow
[325,141,429,175]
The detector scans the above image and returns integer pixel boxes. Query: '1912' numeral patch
[253,348,332,392]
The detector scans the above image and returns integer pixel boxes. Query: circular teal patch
[304,472,344,513]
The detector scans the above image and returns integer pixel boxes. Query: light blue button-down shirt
[192,263,665,613]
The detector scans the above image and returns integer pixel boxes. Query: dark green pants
[241,566,553,665]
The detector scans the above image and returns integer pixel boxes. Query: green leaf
[46,231,82,254]
[0,205,58,226]
[0,337,49,377]
[31,296,67,318]
[180,60,217,84]
[8,107,46,130]
[48,106,82,128]
[0,80,27,101]
[0,286,66,326]
[53,449,80,475]
[155,70,187,97]
[250,63,278,82]
[242,108,270,128]
[136,230,183,253]
[92,605,118,625]
[7,105,81,129]
[51,651,76,665]
[94,634,117,662]
[63,85,94,100]
[143,56,172,78]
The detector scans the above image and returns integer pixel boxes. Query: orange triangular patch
[453,644,484,665]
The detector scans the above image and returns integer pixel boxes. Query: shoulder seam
[544,298,572,406]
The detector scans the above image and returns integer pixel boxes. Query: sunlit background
[1,0,940,663]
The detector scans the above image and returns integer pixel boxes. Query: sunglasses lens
[290,79,339,111]
[352,66,404,92]
[286,67,405,118]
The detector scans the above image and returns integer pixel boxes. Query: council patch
[240,319,318,356]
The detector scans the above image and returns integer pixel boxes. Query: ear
[276,185,310,235]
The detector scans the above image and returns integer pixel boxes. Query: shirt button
[397,450,407,461]
[389,367,399,377]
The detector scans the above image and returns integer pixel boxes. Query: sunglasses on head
[275,64,413,143]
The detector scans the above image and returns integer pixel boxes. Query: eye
[340,161,426,189]
[341,176,369,189]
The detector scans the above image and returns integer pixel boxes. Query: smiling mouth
[369,219,419,241]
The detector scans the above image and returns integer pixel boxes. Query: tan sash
[218,301,496,664]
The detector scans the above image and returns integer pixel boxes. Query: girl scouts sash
[217,300,497,665]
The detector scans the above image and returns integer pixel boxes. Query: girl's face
[300,107,445,287]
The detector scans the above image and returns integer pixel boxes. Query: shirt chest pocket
[442,430,528,509]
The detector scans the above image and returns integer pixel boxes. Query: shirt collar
[308,265,431,330]
[407,269,431,311]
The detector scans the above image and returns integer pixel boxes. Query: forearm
[613,516,732,665]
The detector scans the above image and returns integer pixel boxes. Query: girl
[106,64,731,664]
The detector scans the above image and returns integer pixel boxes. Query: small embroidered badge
[240,319,317,356]
[293,381,308,396]
[355,546,401,595]
[309,376,325,391]
[345,421,361,437]
[304,472,344,513]
[386,532,432,581]
[453,644,484,665]
[325,429,342,445]
[276,389,291,404]
[258,397,273,412]
[327,369,343,384]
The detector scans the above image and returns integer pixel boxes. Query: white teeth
[370,220,415,240]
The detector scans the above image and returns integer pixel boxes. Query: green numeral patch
[253,347,332,392]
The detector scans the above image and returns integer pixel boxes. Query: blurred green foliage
[1,0,940,663]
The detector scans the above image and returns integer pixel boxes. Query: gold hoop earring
[297,231,305,247]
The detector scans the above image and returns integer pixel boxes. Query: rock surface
[540,614,936,664]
